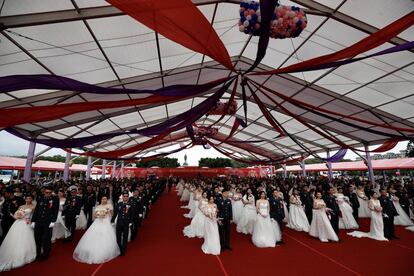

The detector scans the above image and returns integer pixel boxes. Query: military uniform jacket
[379,196,398,217]
[344,191,359,209]
[323,195,340,215]
[129,197,143,219]
[269,197,285,221]
[1,198,19,223]
[32,195,59,225]
[84,192,96,209]
[63,195,82,217]
[300,192,313,209]
[217,198,233,221]
[112,202,132,225]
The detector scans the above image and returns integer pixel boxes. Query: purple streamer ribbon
[0,74,230,97]
[320,148,348,162]
[7,78,235,148]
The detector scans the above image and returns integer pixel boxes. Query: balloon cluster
[239,0,261,36]
[194,127,219,137]
[239,1,307,39]
[208,100,238,115]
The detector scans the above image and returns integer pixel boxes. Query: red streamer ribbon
[107,0,233,70]
[252,11,414,75]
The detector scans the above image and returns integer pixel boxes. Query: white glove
[129,223,132,227]
[76,215,79,219]
[31,222,35,228]
[49,222,55,228]
[139,214,143,218]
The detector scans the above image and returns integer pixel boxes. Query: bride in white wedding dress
[183,191,208,238]
[348,191,388,241]
[287,189,310,232]
[0,194,36,271]
[237,189,256,234]
[73,196,120,264]
[309,191,339,243]
[201,195,220,255]
[391,194,414,226]
[356,186,370,218]
[252,191,277,248]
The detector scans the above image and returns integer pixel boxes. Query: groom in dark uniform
[31,186,59,261]
[63,186,82,242]
[344,185,359,223]
[112,191,132,255]
[323,187,340,235]
[129,189,143,241]
[379,188,399,240]
[216,190,232,251]
[269,190,285,244]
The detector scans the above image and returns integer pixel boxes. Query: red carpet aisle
[4,189,413,276]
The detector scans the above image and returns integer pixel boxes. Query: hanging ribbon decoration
[245,0,279,73]
[66,79,235,159]
[248,78,414,136]
[107,0,233,70]
[252,11,414,75]
[241,77,249,125]
[0,74,231,97]
[248,79,401,155]
[0,77,231,128]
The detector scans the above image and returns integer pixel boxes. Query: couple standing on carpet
[348,188,399,241]
[73,191,135,263]
[0,189,134,272]
[183,190,233,255]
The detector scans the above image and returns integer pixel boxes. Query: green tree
[136,157,180,168]
[231,160,248,168]
[406,140,414,157]
[199,157,233,168]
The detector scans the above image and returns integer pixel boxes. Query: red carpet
[4,190,413,276]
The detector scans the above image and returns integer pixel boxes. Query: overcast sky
[0,130,408,166]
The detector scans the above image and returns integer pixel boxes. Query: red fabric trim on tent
[107,0,234,70]
[253,11,414,75]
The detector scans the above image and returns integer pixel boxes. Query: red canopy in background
[105,166,274,178]
[0,156,102,173]
[276,158,414,173]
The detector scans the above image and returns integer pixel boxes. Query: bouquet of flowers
[95,209,107,218]
[375,206,383,212]
[239,0,307,39]
[14,209,25,219]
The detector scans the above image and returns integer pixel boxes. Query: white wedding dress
[183,199,207,238]
[201,204,220,255]
[176,181,184,196]
[231,193,244,225]
[76,208,88,230]
[309,199,339,242]
[356,190,370,218]
[237,195,257,235]
[52,198,71,242]
[336,193,359,230]
[180,185,191,202]
[182,190,194,210]
[287,196,310,232]
[252,201,277,248]
[0,207,36,271]
[73,204,120,264]
[392,196,414,226]
[184,192,201,219]
[348,199,388,241]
